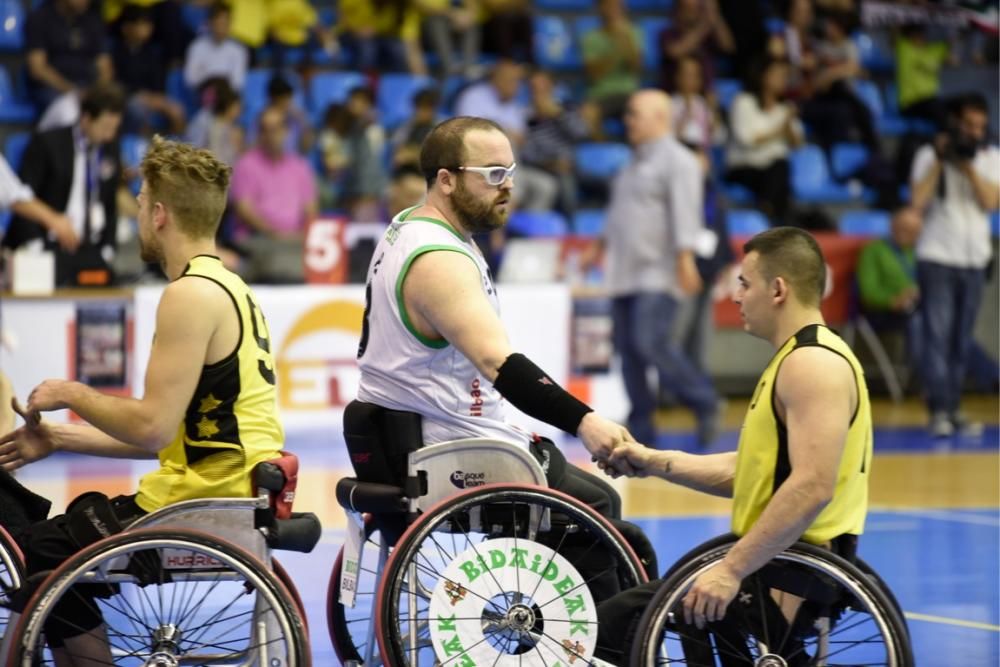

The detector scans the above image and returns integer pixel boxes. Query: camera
[946,126,980,162]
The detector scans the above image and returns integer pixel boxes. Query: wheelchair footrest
[266,512,322,553]
[336,478,407,514]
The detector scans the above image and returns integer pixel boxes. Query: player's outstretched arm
[405,250,630,458]
[26,278,220,454]
[606,443,737,497]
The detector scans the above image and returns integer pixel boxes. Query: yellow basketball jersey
[731,324,872,543]
[136,256,284,512]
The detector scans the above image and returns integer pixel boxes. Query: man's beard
[138,230,163,264]
[451,177,510,234]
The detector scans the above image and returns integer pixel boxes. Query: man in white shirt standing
[183,2,248,93]
[910,92,1000,437]
[585,90,721,447]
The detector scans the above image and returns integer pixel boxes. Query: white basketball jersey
[357,207,528,447]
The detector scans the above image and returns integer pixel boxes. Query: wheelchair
[0,525,24,641]
[0,452,322,667]
[629,534,913,667]
[328,400,655,666]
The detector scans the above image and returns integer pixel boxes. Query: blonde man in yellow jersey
[0,136,284,664]
[594,226,873,664]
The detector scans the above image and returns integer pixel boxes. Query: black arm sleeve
[492,353,593,436]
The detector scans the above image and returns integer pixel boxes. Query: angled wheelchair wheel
[8,527,310,667]
[631,536,913,667]
[327,515,389,665]
[375,483,648,666]
[0,525,25,640]
[273,556,309,635]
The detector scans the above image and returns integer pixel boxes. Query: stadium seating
[854,79,909,136]
[242,68,306,128]
[839,209,891,238]
[726,209,770,237]
[376,73,434,130]
[639,18,670,72]
[0,67,34,124]
[575,142,631,181]
[831,142,870,181]
[308,70,366,125]
[4,131,29,170]
[507,209,569,237]
[536,0,592,10]
[790,144,855,203]
[121,134,150,194]
[713,78,743,112]
[165,68,199,117]
[0,0,25,52]
[853,31,894,74]
[721,182,754,205]
[533,16,581,70]
[572,208,607,237]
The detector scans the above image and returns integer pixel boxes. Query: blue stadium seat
[181,3,208,34]
[572,208,607,237]
[377,73,435,130]
[831,142,870,181]
[440,74,469,114]
[4,131,29,170]
[242,68,306,128]
[839,209,891,238]
[574,15,600,37]
[790,144,854,203]
[883,82,936,136]
[766,17,786,35]
[308,70,366,125]
[165,67,198,117]
[121,134,150,195]
[721,182,754,205]
[639,18,670,71]
[726,209,770,237]
[713,78,743,111]
[507,210,569,237]
[854,79,908,136]
[0,68,34,123]
[536,0,592,9]
[533,16,581,70]
[992,210,999,238]
[575,142,631,181]
[853,31,894,74]
[0,0,25,52]
[627,0,674,9]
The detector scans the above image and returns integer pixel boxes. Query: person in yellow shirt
[0,136,284,664]
[593,227,873,664]
[336,0,427,75]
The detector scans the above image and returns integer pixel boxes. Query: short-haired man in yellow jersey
[0,137,284,664]
[593,226,873,665]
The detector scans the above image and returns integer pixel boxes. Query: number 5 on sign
[304,217,349,284]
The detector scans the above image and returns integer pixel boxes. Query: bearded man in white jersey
[355,116,654,599]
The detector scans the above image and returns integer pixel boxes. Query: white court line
[905,611,1000,632]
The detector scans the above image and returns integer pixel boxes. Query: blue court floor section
[280,508,999,666]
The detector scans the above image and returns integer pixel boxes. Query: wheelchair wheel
[376,483,648,666]
[0,525,25,640]
[631,536,913,666]
[327,515,389,665]
[8,527,310,667]
[273,557,309,635]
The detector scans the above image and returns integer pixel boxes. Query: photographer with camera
[910,92,999,438]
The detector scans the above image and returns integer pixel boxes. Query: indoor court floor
[12,395,1000,665]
